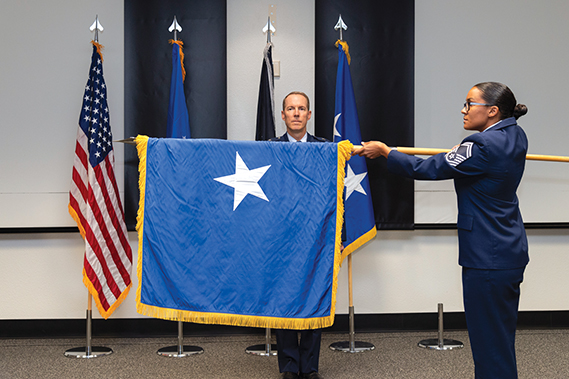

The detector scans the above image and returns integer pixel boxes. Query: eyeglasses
[463,101,493,112]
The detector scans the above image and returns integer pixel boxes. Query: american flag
[69,42,132,319]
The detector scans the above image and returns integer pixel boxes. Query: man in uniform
[271,91,326,379]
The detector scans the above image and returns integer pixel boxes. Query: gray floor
[1,329,569,378]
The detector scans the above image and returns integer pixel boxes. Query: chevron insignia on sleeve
[445,142,473,167]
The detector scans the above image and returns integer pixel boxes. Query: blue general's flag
[333,41,376,259]
[166,40,190,138]
[135,136,352,329]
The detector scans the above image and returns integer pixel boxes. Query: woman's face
[461,86,499,132]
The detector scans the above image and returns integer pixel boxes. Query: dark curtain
[124,0,227,229]
[315,0,415,229]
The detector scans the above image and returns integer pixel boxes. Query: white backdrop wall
[414,0,569,223]
[227,1,315,141]
[0,0,568,320]
[0,0,126,228]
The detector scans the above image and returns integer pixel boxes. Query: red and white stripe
[69,127,132,318]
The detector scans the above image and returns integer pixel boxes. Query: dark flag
[255,43,276,141]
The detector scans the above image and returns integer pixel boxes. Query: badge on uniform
[445,142,473,167]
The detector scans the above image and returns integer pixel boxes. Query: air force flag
[135,136,352,330]
[333,41,377,259]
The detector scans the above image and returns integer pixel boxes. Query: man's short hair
[282,91,310,111]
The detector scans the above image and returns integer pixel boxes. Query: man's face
[281,94,312,135]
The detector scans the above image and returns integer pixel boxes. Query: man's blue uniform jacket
[387,117,529,269]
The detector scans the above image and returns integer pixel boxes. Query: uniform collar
[287,132,308,142]
[482,117,516,132]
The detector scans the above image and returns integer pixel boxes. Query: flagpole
[245,327,277,356]
[353,145,569,163]
[330,14,375,353]
[65,18,124,358]
[157,320,204,358]
[64,292,113,358]
[394,146,569,163]
[246,16,277,356]
[155,17,203,358]
[330,254,375,353]
[418,303,464,350]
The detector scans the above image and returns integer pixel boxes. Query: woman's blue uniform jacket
[386,117,529,270]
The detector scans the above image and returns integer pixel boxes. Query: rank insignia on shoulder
[445,142,473,167]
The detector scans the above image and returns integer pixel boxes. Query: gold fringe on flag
[134,135,149,324]
[83,268,131,320]
[335,40,351,65]
[341,227,376,262]
[68,205,86,239]
[169,39,186,82]
[91,41,104,62]
[133,137,353,329]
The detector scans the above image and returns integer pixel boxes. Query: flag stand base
[157,345,204,358]
[64,308,113,359]
[329,306,375,353]
[418,303,464,351]
[157,321,204,358]
[329,340,375,353]
[64,346,113,358]
[246,327,277,356]
[417,338,464,351]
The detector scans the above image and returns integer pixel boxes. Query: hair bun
[513,104,528,119]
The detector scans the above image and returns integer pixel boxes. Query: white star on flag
[344,163,368,200]
[333,113,342,138]
[214,151,271,210]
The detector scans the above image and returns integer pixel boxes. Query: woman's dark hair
[474,82,528,120]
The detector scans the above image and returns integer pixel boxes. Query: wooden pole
[352,145,569,163]
[348,254,354,308]
[394,147,569,162]
[329,252,375,352]
[347,254,355,350]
